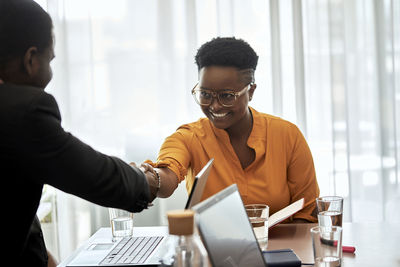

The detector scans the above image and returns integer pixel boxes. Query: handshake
[130,162,160,204]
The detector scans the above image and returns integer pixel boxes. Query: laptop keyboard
[100,236,164,265]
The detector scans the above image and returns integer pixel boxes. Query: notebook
[191,184,301,267]
[268,198,304,228]
[185,158,214,209]
[66,159,214,266]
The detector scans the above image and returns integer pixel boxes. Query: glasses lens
[218,92,236,106]
[194,90,212,105]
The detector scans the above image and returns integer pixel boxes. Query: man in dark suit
[0,1,158,266]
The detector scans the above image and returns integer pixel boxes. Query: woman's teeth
[210,111,228,118]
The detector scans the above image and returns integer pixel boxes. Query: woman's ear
[23,47,39,77]
[249,83,256,101]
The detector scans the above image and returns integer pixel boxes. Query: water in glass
[318,211,343,227]
[111,216,133,238]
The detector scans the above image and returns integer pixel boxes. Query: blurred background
[33,0,400,261]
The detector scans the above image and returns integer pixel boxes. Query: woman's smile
[209,110,229,118]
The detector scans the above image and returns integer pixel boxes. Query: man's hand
[130,162,158,203]
[131,162,179,200]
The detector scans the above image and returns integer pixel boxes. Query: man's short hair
[194,37,259,71]
[0,0,53,67]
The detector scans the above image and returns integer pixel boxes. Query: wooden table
[268,222,400,266]
[59,223,400,266]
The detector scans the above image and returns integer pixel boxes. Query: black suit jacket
[0,83,150,266]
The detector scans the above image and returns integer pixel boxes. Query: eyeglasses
[191,83,252,107]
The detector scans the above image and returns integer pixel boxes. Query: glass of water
[109,208,134,241]
[310,226,342,267]
[245,204,269,250]
[316,196,343,227]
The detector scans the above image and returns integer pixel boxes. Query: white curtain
[36,0,400,261]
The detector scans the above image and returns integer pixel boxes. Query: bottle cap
[167,210,194,236]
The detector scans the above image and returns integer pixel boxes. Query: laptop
[66,159,214,266]
[191,184,267,267]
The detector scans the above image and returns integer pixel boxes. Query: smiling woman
[142,37,320,223]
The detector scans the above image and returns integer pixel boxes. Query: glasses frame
[191,83,252,107]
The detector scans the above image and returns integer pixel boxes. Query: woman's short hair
[195,37,259,71]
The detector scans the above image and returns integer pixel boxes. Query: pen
[342,245,356,253]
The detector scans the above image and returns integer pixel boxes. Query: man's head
[0,0,54,89]
[193,37,259,131]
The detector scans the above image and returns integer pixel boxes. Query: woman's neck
[225,108,253,140]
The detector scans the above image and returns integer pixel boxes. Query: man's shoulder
[0,83,52,107]
[0,83,59,125]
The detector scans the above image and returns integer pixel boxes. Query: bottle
[161,210,210,267]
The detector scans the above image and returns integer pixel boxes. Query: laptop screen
[192,184,267,267]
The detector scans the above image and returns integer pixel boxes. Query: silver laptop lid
[185,158,214,209]
[191,184,267,267]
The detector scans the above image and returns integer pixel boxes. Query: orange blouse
[148,107,319,222]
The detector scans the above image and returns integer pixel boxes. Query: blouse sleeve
[145,127,192,183]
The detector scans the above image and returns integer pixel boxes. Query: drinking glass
[108,208,134,241]
[311,226,342,267]
[245,204,269,250]
[316,196,343,227]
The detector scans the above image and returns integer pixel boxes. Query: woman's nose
[209,96,223,111]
